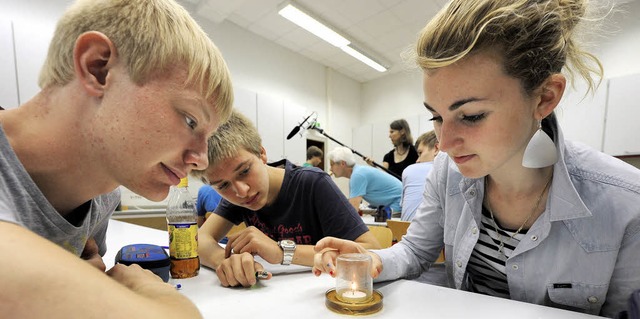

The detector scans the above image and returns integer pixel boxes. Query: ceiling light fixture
[278,2,387,72]
[341,45,387,72]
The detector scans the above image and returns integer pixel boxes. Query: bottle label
[168,223,198,259]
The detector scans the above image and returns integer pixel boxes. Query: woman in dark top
[382,119,418,179]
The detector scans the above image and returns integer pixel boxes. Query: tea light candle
[335,253,373,304]
[341,282,368,302]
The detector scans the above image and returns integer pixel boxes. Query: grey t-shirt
[0,125,119,256]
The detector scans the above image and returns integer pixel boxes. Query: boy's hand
[225,226,283,264]
[215,254,271,287]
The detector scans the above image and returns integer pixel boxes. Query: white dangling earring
[522,119,558,168]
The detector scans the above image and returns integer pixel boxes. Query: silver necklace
[395,145,407,156]
[484,175,552,255]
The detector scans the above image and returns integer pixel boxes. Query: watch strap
[278,240,295,265]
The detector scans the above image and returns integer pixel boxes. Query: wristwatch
[278,240,296,265]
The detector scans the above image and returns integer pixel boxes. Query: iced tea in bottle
[166,177,200,278]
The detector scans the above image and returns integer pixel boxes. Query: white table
[104,219,604,319]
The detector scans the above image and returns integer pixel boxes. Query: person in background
[400,130,439,221]
[191,111,379,288]
[329,146,403,214]
[303,145,324,167]
[379,119,419,180]
[196,185,223,227]
[312,0,640,317]
[0,0,233,317]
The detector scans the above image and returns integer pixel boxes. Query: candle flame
[351,282,356,291]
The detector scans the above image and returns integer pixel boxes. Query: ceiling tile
[188,0,449,83]
[226,12,252,28]
[233,0,281,23]
[278,28,324,51]
[246,12,297,41]
[196,0,248,23]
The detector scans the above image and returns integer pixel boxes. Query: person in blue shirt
[196,185,222,227]
[312,0,640,317]
[400,130,439,221]
[329,146,402,213]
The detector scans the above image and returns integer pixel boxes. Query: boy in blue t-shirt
[195,185,222,227]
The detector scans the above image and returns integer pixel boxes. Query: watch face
[281,240,295,248]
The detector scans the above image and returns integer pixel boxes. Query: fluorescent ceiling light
[341,45,387,72]
[278,4,350,47]
[278,2,387,72]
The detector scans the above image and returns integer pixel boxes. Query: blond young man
[192,111,379,288]
[0,0,233,317]
[401,130,439,221]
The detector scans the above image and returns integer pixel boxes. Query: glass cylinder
[335,253,373,303]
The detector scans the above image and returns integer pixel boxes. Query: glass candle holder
[335,253,373,303]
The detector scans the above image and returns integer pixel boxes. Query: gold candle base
[325,288,383,316]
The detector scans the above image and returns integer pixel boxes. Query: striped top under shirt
[466,205,528,299]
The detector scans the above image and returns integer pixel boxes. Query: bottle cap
[178,177,189,188]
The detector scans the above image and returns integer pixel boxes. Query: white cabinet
[559,74,640,156]
[0,17,56,108]
[12,19,55,103]
[256,93,284,162]
[254,92,313,164]
[603,73,640,156]
[556,80,607,152]
[234,86,257,123]
[283,101,307,165]
[0,20,19,109]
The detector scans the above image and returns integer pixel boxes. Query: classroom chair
[367,225,393,248]
[386,220,410,244]
[384,220,445,263]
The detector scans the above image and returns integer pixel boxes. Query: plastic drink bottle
[166,177,200,278]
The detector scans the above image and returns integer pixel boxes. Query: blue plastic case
[115,244,170,282]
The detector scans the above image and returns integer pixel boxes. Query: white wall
[3,0,639,204]
[361,69,424,126]
[0,0,361,206]
[359,2,640,153]
[598,0,640,79]
[0,0,71,107]
[0,0,361,139]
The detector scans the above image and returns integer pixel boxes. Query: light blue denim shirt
[374,120,640,317]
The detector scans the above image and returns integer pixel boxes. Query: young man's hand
[225,226,283,264]
[81,237,106,271]
[215,253,271,287]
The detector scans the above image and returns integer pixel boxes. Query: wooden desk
[104,219,604,319]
